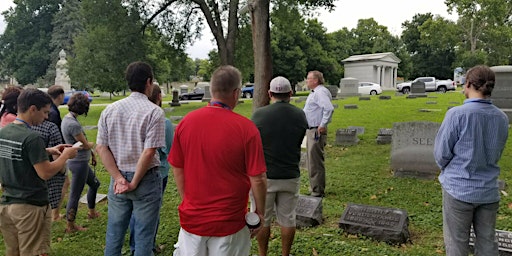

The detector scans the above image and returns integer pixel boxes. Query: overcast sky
[0,0,457,59]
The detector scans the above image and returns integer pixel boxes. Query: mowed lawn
[1,89,512,256]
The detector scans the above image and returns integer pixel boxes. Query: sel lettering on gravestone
[390,122,441,179]
[339,203,410,244]
[296,195,322,228]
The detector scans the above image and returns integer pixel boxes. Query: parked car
[179,87,205,100]
[358,82,382,95]
[63,90,93,105]
[241,84,254,98]
[396,77,455,94]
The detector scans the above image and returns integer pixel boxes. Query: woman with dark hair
[61,93,101,233]
[0,87,23,128]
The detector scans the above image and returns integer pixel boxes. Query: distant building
[342,52,401,90]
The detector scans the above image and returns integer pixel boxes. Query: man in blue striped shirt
[434,65,509,256]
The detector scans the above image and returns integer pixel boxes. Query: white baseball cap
[269,76,292,93]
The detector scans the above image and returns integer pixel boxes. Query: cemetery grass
[2,90,512,255]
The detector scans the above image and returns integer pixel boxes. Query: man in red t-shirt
[168,65,267,255]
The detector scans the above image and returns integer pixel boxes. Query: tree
[270,3,307,87]
[0,0,63,85]
[45,0,84,85]
[69,0,145,94]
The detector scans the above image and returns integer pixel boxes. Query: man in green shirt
[252,76,308,256]
[0,88,78,256]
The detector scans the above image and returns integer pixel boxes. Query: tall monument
[55,49,71,90]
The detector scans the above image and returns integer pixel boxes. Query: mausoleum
[342,52,401,90]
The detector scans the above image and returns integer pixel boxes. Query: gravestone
[299,151,307,170]
[296,195,322,228]
[418,109,441,112]
[359,96,371,101]
[55,49,71,91]
[170,89,181,106]
[332,104,339,109]
[344,104,358,109]
[327,85,339,99]
[376,128,393,144]
[202,85,212,102]
[80,193,107,204]
[379,95,391,100]
[335,128,359,146]
[410,80,427,97]
[449,101,460,105]
[490,66,512,123]
[339,203,410,244]
[179,85,188,94]
[348,126,365,135]
[390,122,441,179]
[169,116,184,122]
[426,101,437,104]
[339,78,360,97]
[406,95,417,99]
[469,228,512,255]
[163,107,174,113]
[447,106,455,110]
[395,92,404,96]
[295,97,307,103]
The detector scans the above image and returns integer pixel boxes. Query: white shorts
[174,226,250,256]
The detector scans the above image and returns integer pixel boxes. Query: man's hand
[46,144,73,155]
[318,126,327,135]
[114,177,129,194]
[60,146,79,160]
[249,212,264,238]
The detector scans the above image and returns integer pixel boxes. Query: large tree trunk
[250,0,271,111]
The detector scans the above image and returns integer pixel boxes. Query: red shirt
[168,106,266,236]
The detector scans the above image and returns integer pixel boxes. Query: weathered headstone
[339,78,360,97]
[344,104,358,109]
[348,126,365,135]
[390,122,441,179]
[359,96,371,101]
[295,97,307,103]
[296,195,322,228]
[335,128,359,146]
[170,89,181,106]
[490,66,512,123]
[410,80,427,97]
[169,116,184,122]
[395,92,404,96]
[469,228,512,255]
[163,107,174,113]
[379,95,391,100]
[376,128,393,144]
[299,151,307,170]
[179,84,189,94]
[418,109,441,112]
[339,203,410,244]
[426,101,437,104]
[332,104,339,109]
[202,85,211,102]
[406,95,417,99]
[327,85,339,99]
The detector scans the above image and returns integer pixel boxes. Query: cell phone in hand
[72,141,83,148]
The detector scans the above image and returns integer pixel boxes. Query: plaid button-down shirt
[97,92,165,172]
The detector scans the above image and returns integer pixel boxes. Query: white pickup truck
[396,77,456,94]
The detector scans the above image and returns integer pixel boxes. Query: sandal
[87,211,101,220]
[65,225,88,233]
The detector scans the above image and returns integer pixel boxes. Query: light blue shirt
[434,98,509,203]
[158,118,173,178]
[303,85,334,128]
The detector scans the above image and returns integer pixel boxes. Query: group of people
[0,61,507,256]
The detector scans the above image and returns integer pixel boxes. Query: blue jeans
[104,169,162,256]
[442,189,499,256]
[129,176,168,252]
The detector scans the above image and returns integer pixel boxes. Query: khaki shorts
[0,204,51,256]
[263,178,300,227]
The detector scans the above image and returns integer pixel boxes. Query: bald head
[210,65,242,99]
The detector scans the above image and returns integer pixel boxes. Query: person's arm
[34,146,78,180]
[73,133,94,149]
[434,112,458,169]
[96,144,128,193]
[249,172,267,237]
[172,166,185,199]
[127,147,157,191]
